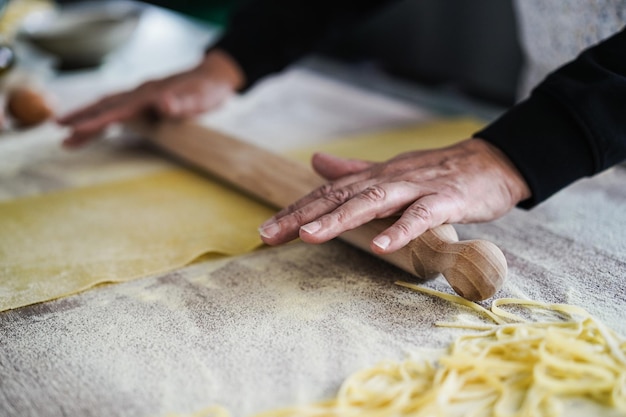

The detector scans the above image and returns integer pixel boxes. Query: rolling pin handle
[407,225,507,301]
[342,221,506,301]
[409,224,459,279]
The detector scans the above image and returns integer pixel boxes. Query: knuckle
[330,207,352,226]
[404,204,434,223]
[322,188,353,206]
[289,209,310,226]
[277,202,299,219]
[358,185,387,203]
[392,220,414,238]
[317,183,335,197]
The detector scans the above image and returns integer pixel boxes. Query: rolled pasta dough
[0,168,275,311]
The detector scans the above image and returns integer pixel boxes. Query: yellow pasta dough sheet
[0,168,275,311]
[289,117,485,163]
[0,117,484,312]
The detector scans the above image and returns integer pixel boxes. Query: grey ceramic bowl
[19,1,142,69]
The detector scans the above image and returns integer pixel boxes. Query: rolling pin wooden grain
[136,120,507,301]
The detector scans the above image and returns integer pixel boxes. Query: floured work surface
[1,220,625,417]
[0,100,625,415]
[1,123,625,417]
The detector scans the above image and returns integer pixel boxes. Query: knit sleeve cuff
[473,92,595,208]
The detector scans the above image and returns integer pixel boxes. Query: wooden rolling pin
[135,120,507,301]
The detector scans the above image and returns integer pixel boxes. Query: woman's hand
[58,49,245,148]
[259,138,531,253]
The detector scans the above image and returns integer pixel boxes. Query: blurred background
[51,0,524,106]
[150,0,523,106]
[0,0,523,131]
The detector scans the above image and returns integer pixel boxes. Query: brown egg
[6,87,54,127]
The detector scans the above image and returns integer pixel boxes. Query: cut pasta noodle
[248,282,626,417]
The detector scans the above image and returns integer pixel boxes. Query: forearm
[211,0,398,90]
[475,27,626,207]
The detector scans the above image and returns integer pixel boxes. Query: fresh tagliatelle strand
[395,281,508,325]
[396,281,626,415]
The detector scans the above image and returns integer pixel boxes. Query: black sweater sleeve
[474,27,626,208]
[211,0,396,90]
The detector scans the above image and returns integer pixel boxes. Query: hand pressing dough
[0,168,275,311]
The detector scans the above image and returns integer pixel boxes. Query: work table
[1,4,625,417]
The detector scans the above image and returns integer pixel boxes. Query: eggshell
[7,87,53,126]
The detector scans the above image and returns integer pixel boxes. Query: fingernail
[373,235,391,250]
[300,221,322,235]
[259,222,280,239]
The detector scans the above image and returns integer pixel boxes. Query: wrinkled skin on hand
[58,49,244,148]
[259,138,531,253]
